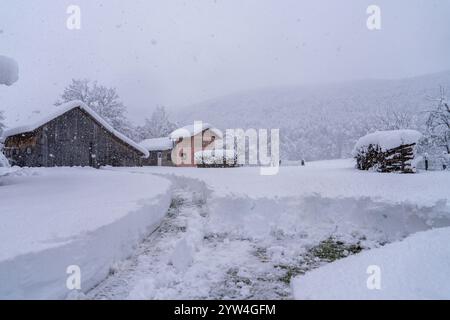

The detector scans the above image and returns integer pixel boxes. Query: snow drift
[0,168,172,299]
[292,226,450,299]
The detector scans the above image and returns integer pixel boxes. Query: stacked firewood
[355,143,417,173]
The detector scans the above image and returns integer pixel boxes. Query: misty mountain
[175,71,450,160]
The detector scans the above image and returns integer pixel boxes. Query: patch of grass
[276,264,309,284]
[310,237,363,262]
[253,247,269,263]
[276,237,364,284]
[226,267,252,287]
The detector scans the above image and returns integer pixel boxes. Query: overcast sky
[1,0,449,125]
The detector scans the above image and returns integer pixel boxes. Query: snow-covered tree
[136,106,177,140]
[424,88,450,154]
[55,79,137,139]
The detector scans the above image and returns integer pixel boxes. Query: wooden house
[2,101,149,168]
[170,123,223,167]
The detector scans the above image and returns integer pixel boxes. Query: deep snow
[0,167,171,299]
[1,159,449,299]
[292,226,450,299]
[88,160,450,299]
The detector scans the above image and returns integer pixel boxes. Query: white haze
[0,0,449,125]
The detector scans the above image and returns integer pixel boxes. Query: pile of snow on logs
[352,130,422,173]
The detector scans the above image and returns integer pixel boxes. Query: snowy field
[1,160,449,299]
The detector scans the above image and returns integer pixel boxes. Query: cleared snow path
[87,175,383,300]
[87,165,450,300]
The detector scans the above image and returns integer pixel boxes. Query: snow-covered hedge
[194,149,238,167]
[352,130,422,173]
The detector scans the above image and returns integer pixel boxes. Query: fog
[0,0,449,124]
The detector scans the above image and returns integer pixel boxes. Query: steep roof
[170,122,223,140]
[3,100,149,158]
[139,137,173,151]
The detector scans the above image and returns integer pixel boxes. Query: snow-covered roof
[139,137,173,151]
[352,129,422,155]
[170,123,223,140]
[3,100,149,158]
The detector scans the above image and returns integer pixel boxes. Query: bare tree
[374,106,413,130]
[424,87,450,154]
[55,79,136,139]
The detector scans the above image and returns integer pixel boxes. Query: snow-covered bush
[352,130,422,173]
[194,149,237,167]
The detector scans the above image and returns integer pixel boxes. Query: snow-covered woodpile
[352,130,422,173]
[194,149,238,168]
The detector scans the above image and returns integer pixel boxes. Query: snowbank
[352,129,422,155]
[0,55,19,86]
[292,226,450,299]
[0,168,172,299]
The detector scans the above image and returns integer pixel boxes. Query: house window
[26,147,32,155]
[166,153,171,161]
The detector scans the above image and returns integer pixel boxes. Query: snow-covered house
[170,123,223,167]
[139,137,174,166]
[2,101,149,168]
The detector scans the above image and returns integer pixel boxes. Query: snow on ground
[1,159,449,299]
[116,159,450,207]
[292,226,450,299]
[89,160,450,299]
[0,167,171,299]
